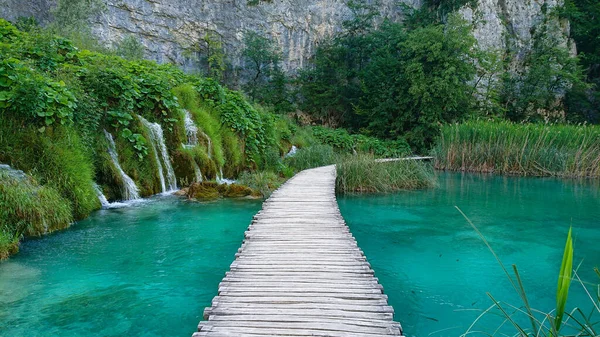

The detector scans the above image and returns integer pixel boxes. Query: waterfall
[285,145,298,158]
[183,110,198,146]
[0,164,27,180]
[93,183,111,208]
[192,162,203,182]
[216,167,235,185]
[180,110,203,183]
[104,130,141,200]
[201,131,213,159]
[138,116,178,192]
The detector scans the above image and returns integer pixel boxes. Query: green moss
[222,184,255,198]
[187,182,220,200]
[173,147,197,187]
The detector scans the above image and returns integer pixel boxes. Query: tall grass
[459,208,599,337]
[335,154,436,193]
[284,144,337,171]
[237,171,286,197]
[0,171,73,259]
[434,121,600,177]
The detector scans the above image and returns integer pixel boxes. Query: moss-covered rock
[172,148,196,187]
[187,182,220,200]
[185,182,261,200]
[223,184,254,198]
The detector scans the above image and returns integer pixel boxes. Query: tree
[242,31,292,113]
[115,35,144,61]
[500,14,584,122]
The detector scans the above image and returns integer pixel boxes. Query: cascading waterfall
[285,145,298,158]
[183,110,198,146]
[138,116,178,192]
[93,183,111,208]
[201,131,213,159]
[104,130,141,200]
[181,110,203,183]
[216,167,235,185]
[0,164,27,180]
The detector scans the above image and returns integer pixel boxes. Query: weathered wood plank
[194,165,403,337]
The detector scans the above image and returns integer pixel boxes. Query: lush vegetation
[336,155,436,193]
[434,121,600,177]
[0,169,73,259]
[0,18,301,257]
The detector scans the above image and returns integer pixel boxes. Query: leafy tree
[50,0,105,33]
[561,0,600,123]
[190,32,226,81]
[500,16,584,122]
[115,35,144,61]
[361,15,478,151]
[242,31,292,113]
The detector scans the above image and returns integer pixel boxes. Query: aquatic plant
[335,154,436,193]
[434,121,600,177]
[458,208,599,336]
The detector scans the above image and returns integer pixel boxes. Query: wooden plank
[194,165,404,337]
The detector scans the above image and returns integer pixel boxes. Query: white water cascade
[104,130,141,200]
[216,167,236,185]
[0,164,27,180]
[181,110,203,183]
[182,110,198,146]
[138,116,178,192]
[285,145,298,158]
[93,183,111,208]
[201,132,213,159]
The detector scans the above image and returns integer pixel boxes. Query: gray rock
[0,0,571,85]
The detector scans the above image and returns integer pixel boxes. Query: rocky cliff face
[0,0,569,80]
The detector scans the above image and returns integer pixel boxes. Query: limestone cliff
[0,0,570,80]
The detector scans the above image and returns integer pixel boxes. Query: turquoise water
[0,196,262,337]
[338,172,600,337]
[2,174,599,337]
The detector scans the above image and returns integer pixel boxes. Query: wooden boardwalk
[194,165,404,337]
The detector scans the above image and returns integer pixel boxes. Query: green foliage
[284,144,337,172]
[433,120,600,177]
[0,58,77,129]
[191,32,226,81]
[555,227,573,331]
[0,170,73,259]
[561,0,600,123]
[311,126,411,157]
[242,31,293,113]
[335,154,436,193]
[237,170,285,197]
[298,11,478,152]
[115,35,145,61]
[501,16,584,122]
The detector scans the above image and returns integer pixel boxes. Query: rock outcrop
[0,0,570,81]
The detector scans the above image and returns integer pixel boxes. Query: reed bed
[335,154,436,193]
[433,121,600,178]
